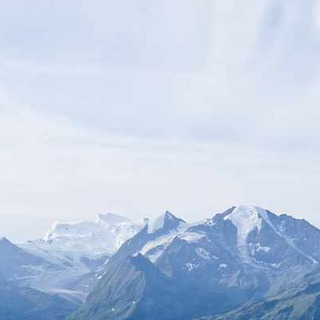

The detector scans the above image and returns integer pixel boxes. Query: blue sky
[1,0,320,240]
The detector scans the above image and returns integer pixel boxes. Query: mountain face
[0,213,145,319]
[0,237,51,280]
[0,283,78,320]
[70,206,320,320]
[2,206,320,320]
[0,238,79,320]
[200,268,320,320]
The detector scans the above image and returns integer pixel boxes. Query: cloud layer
[1,0,320,240]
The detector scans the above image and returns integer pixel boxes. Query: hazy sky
[1,0,320,241]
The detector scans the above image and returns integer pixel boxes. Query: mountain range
[2,206,320,319]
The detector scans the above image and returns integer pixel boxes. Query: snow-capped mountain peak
[147,211,185,234]
[224,205,263,239]
[221,205,320,266]
[223,205,266,263]
[5,205,320,320]
[75,206,320,320]
[43,215,144,257]
[95,212,130,225]
[225,206,262,238]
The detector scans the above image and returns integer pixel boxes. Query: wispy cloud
[1,0,320,240]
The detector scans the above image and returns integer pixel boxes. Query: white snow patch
[140,228,189,263]
[141,227,203,263]
[225,205,262,262]
[178,232,205,243]
[254,243,270,253]
[147,211,182,234]
[196,248,211,260]
[148,214,167,234]
[141,233,175,258]
[186,263,199,271]
[225,205,262,242]
[205,219,216,227]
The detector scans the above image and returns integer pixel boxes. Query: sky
[1,0,320,241]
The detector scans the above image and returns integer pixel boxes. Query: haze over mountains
[2,0,320,240]
[1,205,320,319]
[1,1,320,319]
